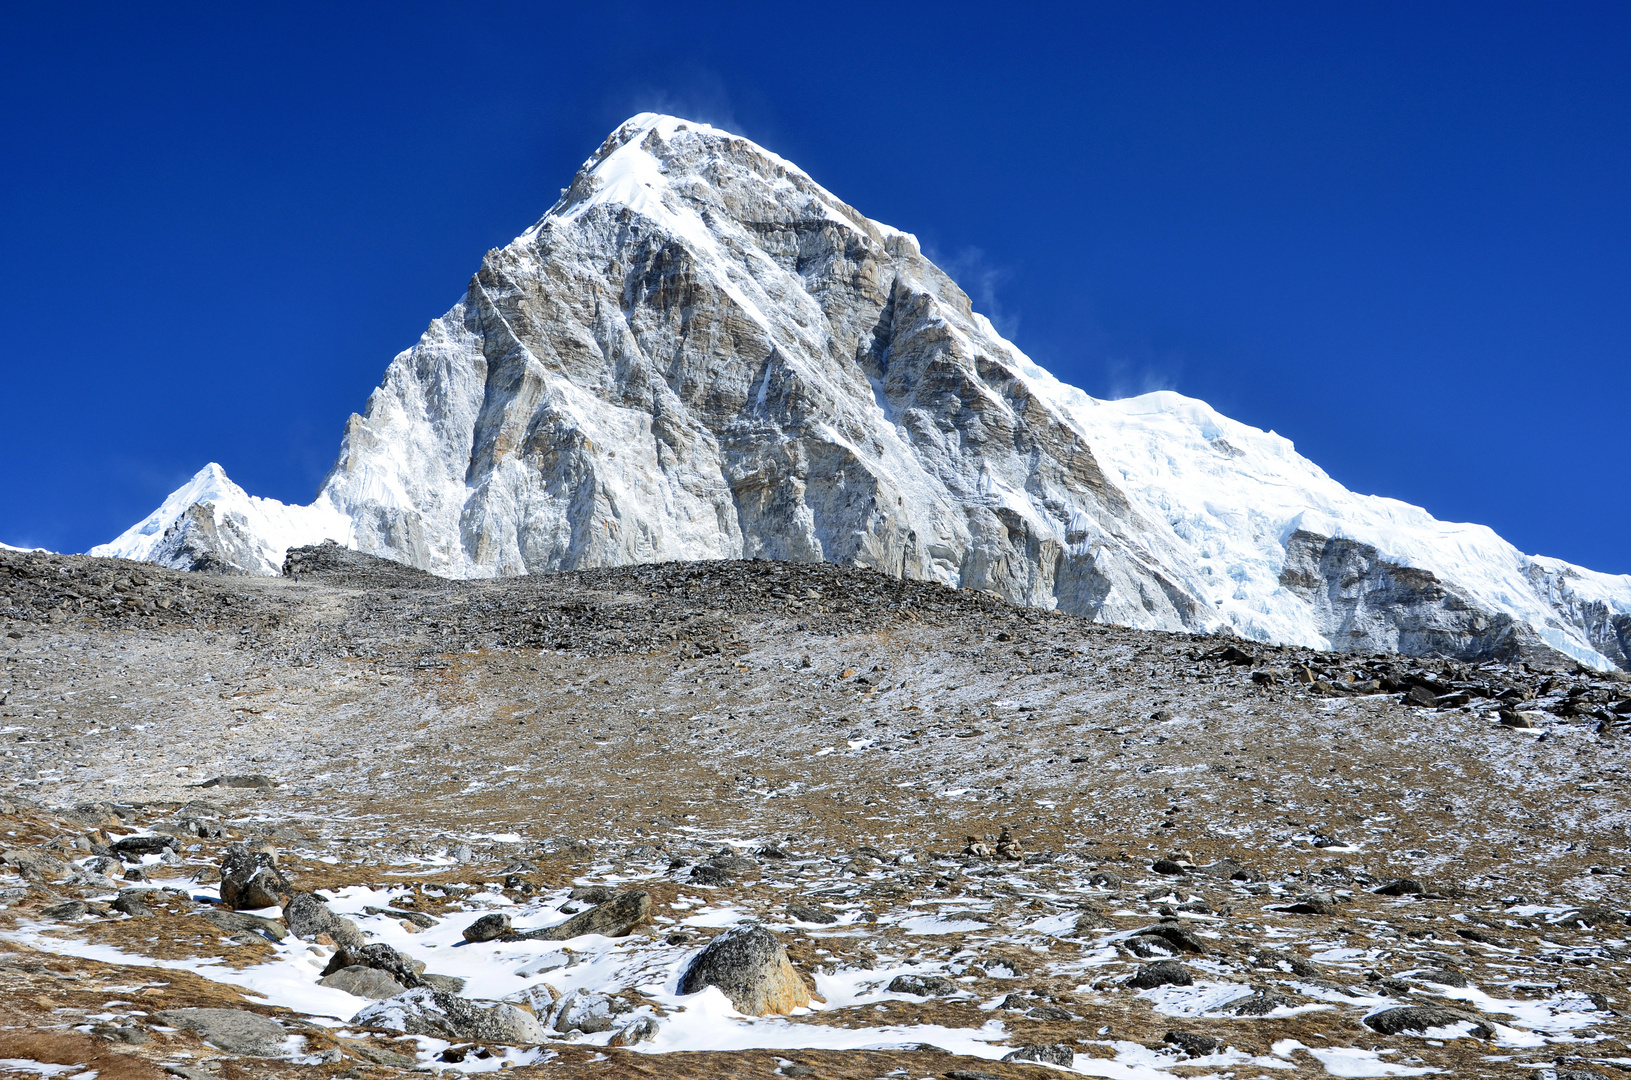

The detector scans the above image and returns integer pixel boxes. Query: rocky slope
[1,544,1629,1078]
[93,114,1631,670]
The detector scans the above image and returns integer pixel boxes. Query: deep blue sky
[2,3,1627,573]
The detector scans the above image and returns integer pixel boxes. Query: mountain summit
[95,114,1631,670]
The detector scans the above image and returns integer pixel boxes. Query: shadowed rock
[679,924,811,1016]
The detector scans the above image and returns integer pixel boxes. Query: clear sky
[2,3,1627,573]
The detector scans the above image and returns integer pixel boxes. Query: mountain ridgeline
[95,115,1631,671]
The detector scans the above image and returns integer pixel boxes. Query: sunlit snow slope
[96,115,1631,670]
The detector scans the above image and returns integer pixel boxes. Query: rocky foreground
[0,543,1628,1079]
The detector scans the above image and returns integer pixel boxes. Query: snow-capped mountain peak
[95,116,1631,669]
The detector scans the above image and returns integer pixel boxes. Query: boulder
[1373,878,1424,896]
[1132,922,1207,954]
[320,965,407,1000]
[153,1008,287,1056]
[463,912,512,942]
[112,890,155,918]
[351,987,546,1044]
[608,1016,658,1047]
[1150,858,1187,876]
[218,844,290,910]
[284,891,365,948]
[678,924,811,1015]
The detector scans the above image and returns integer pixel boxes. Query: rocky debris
[678,924,812,1016]
[351,987,546,1044]
[283,890,364,948]
[319,965,406,999]
[462,912,511,942]
[887,974,957,996]
[217,844,289,910]
[153,1008,288,1056]
[510,890,649,941]
[1364,1005,1494,1039]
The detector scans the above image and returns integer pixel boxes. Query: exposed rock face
[95,113,1631,670]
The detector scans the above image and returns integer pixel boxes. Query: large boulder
[153,1008,288,1056]
[463,912,512,942]
[351,987,546,1044]
[284,891,365,948]
[218,844,291,910]
[199,908,288,941]
[678,924,811,1016]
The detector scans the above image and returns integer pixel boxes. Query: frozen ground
[0,545,1627,1079]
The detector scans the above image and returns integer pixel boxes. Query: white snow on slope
[90,463,352,575]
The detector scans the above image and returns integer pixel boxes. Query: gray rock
[199,907,287,939]
[1002,1044,1073,1066]
[1373,878,1424,896]
[320,965,407,1000]
[1128,960,1193,989]
[1151,858,1188,876]
[1415,969,1469,988]
[1364,1005,1494,1039]
[679,924,812,1015]
[362,904,439,929]
[886,973,956,996]
[419,973,466,994]
[462,912,512,942]
[284,891,365,948]
[550,989,621,1033]
[1025,1004,1074,1022]
[350,987,546,1044]
[153,1007,287,1056]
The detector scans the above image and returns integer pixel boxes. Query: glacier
[93,114,1631,670]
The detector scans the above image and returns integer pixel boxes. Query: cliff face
[95,115,1631,670]
[313,114,1212,633]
